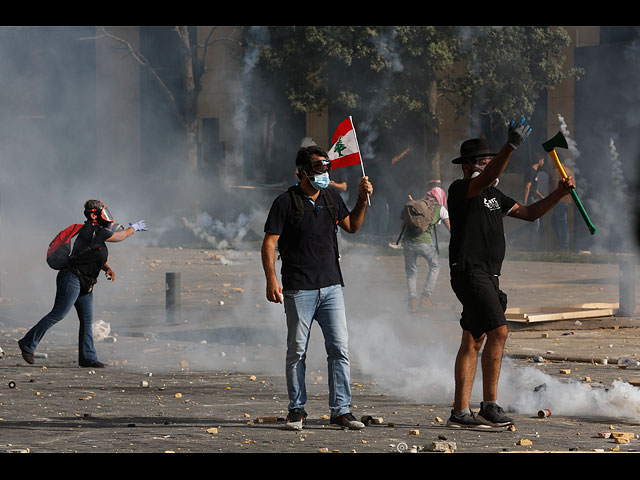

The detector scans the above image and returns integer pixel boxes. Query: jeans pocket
[283,290,299,299]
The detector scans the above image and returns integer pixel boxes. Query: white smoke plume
[557,113,580,173]
[182,209,265,250]
[346,299,640,421]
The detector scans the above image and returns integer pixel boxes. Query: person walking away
[401,185,450,313]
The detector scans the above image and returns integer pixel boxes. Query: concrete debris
[254,416,281,423]
[611,432,635,440]
[360,415,384,426]
[427,440,456,452]
[6,448,30,453]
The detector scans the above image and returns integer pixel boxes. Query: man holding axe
[446,118,576,429]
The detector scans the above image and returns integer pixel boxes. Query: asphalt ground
[1,243,640,456]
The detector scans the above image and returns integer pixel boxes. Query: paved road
[1,246,640,453]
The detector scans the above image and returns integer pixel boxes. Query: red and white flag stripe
[328,116,362,170]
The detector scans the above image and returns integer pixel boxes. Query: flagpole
[349,116,371,206]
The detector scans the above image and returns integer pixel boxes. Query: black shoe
[285,408,307,431]
[79,361,107,368]
[477,402,514,427]
[19,345,35,365]
[446,409,492,429]
[330,412,365,430]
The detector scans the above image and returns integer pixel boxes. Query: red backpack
[46,224,83,270]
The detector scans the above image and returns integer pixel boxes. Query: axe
[542,131,596,235]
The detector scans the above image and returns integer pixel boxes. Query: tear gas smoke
[557,114,581,173]
[2,26,640,425]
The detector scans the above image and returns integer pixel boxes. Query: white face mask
[471,169,499,187]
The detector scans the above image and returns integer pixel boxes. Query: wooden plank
[506,308,616,324]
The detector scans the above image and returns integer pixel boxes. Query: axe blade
[542,131,568,152]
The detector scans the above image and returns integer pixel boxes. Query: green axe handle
[546,149,596,235]
[568,187,596,235]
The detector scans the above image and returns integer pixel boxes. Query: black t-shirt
[264,185,350,290]
[67,221,113,280]
[448,178,517,276]
[524,166,539,203]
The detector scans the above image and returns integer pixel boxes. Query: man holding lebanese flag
[260,116,373,432]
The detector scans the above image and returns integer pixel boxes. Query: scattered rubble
[427,440,456,452]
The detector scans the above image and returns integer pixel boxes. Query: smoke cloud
[2,26,640,425]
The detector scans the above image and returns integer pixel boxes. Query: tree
[97,26,242,172]
[250,26,579,181]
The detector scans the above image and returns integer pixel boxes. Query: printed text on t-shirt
[484,197,501,211]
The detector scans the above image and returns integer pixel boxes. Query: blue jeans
[283,285,351,417]
[18,269,98,365]
[403,240,440,299]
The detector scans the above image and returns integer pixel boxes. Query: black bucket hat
[451,138,497,164]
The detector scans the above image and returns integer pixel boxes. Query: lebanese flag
[328,116,362,170]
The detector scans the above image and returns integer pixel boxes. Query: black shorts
[450,269,508,340]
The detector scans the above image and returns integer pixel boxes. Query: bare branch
[98,26,187,129]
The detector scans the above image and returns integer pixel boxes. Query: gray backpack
[401,198,435,233]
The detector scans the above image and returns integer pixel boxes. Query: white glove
[129,220,147,232]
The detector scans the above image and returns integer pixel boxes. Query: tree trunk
[423,78,441,182]
[177,26,199,172]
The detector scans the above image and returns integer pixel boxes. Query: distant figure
[551,164,574,250]
[522,155,546,249]
[401,180,450,314]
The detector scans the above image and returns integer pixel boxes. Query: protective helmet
[84,199,114,227]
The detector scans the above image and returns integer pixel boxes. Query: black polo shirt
[264,185,350,290]
[448,178,517,276]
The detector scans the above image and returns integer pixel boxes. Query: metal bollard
[619,258,636,316]
[166,272,181,325]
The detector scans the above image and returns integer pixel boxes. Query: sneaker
[285,408,306,431]
[19,345,35,365]
[420,295,436,309]
[477,402,514,427]
[79,361,107,368]
[446,410,492,429]
[409,297,418,314]
[330,412,365,430]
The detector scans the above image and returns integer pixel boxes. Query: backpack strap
[288,185,339,229]
[288,186,313,228]
[319,188,339,226]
